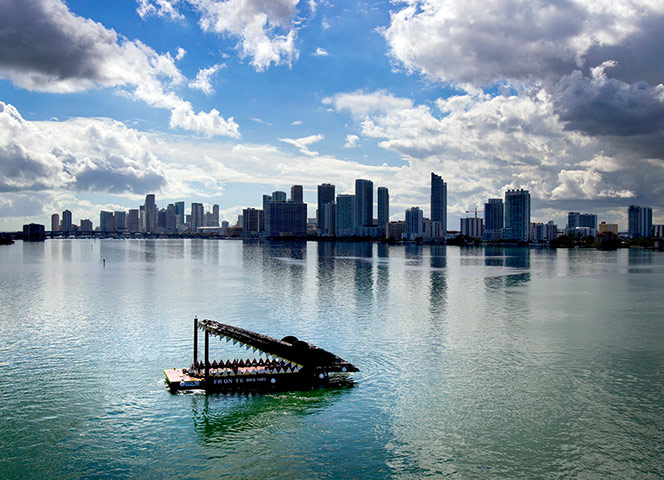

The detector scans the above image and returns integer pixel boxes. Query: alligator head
[197,319,359,374]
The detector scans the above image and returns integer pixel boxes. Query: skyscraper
[430,173,447,234]
[317,183,335,230]
[290,185,303,203]
[51,213,60,232]
[174,201,185,227]
[405,207,424,241]
[567,212,598,234]
[503,189,530,242]
[100,211,114,232]
[484,198,503,241]
[191,202,204,232]
[354,179,373,229]
[628,205,653,238]
[62,209,72,234]
[335,194,355,237]
[127,209,140,233]
[377,187,389,227]
[144,194,157,233]
[114,211,127,231]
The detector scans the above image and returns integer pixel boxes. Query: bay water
[1,239,663,478]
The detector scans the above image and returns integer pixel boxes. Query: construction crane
[465,208,478,218]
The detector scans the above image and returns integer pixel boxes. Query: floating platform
[165,318,358,392]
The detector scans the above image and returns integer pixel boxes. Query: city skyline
[1,0,664,231]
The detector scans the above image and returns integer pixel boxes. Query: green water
[1,240,662,478]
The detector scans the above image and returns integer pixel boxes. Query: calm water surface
[1,239,663,479]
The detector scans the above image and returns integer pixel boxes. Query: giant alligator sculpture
[164,317,358,392]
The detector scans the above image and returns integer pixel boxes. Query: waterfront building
[320,202,336,237]
[191,202,204,232]
[653,225,664,237]
[144,194,157,233]
[51,213,60,233]
[405,207,424,241]
[174,201,185,227]
[628,205,653,238]
[377,187,389,230]
[264,199,307,237]
[100,211,115,232]
[23,223,45,241]
[211,204,220,227]
[290,185,303,204]
[80,219,93,233]
[114,211,127,232]
[354,179,374,231]
[567,212,597,236]
[424,220,444,241]
[127,209,140,233]
[531,221,558,243]
[503,189,530,242]
[387,221,405,240]
[242,208,264,237]
[461,217,484,238]
[335,194,355,237]
[483,198,503,241]
[430,173,447,235]
[317,183,335,231]
[165,204,177,233]
[62,209,72,234]
[598,222,618,235]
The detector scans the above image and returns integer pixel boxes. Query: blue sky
[1,0,663,231]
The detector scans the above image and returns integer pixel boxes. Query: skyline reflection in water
[0,239,663,479]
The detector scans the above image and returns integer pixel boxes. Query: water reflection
[429,245,447,318]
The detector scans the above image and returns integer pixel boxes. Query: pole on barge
[204,328,209,386]
[193,316,198,366]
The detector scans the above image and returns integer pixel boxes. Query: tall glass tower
[430,173,447,234]
[377,187,389,227]
[317,183,335,230]
[484,198,503,241]
[504,189,530,242]
[354,179,374,228]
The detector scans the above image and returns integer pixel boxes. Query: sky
[1,0,663,232]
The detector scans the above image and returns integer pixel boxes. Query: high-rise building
[335,194,355,237]
[100,211,115,232]
[430,173,447,235]
[127,209,140,233]
[143,194,157,233]
[405,207,424,241]
[503,189,530,242]
[461,217,484,238]
[567,212,598,236]
[211,204,220,227]
[628,205,653,238]
[80,219,93,232]
[377,187,389,227]
[51,213,60,233]
[166,204,177,233]
[114,211,127,231]
[191,202,204,232]
[317,183,335,230]
[484,198,503,241]
[272,191,287,202]
[62,209,72,234]
[598,222,618,235]
[264,201,307,237]
[242,208,264,237]
[531,221,557,242]
[290,185,303,204]
[320,203,336,236]
[354,179,373,229]
[174,202,185,227]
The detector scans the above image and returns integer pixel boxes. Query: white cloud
[278,133,324,156]
[175,47,187,60]
[344,134,359,148]
[188,63,224,95]
[314,47,329,56]
[291,120,303,126]
[191,0,300,71]
[137,0,184,20]
[0,0,238,137]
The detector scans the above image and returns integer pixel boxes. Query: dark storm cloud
[74,162,166,194]
[0,144,66,191]
[554,69,664,159]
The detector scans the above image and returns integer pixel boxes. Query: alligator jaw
[198,319,359,373]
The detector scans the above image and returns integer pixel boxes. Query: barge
[164,317,358,392]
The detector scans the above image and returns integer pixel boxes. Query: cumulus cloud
[137,0,184,20]
[278,133,324,156]
[344,134,359,148]
[0,101,167,194]
[191,0,300,71]
[188,63,224,94]
[382,0,664,87]
[0,0,238,137]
